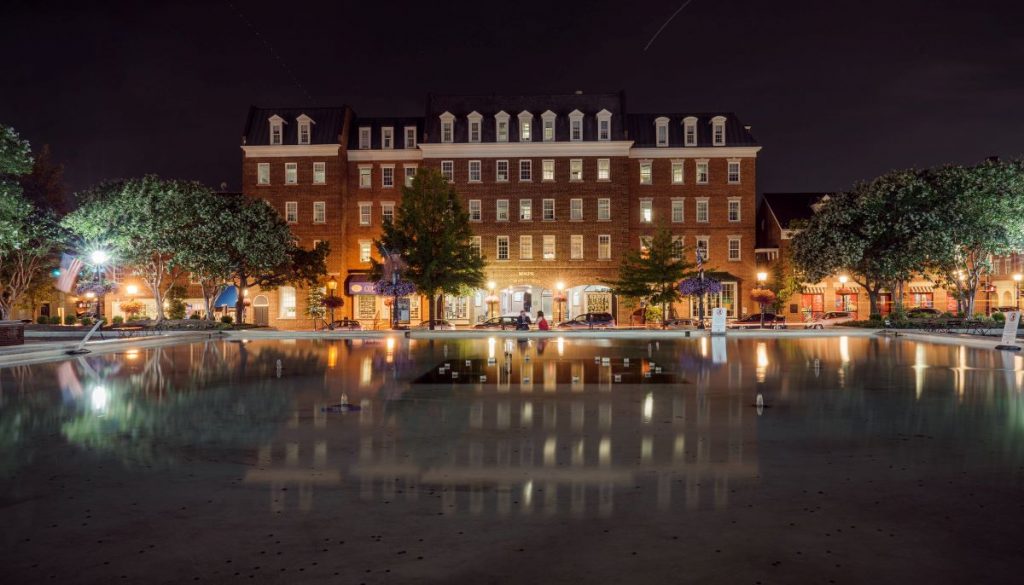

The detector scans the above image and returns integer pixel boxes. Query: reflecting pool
[2,335,1024,583]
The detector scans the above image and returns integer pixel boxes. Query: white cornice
[419,141,634,158]
[242,145,340,158]
[629,146,761,159]
[347,150,423,162]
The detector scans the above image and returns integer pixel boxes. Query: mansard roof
[625,113,759,147]
[243,106,349,146]
[347,117,425,149]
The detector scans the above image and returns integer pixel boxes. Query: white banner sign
[1000,311,1021,346]
[711,307,728,334]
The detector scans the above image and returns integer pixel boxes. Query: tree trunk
[662,301,667,329]
[867,290,879,317]
[235,276,247,324]
[427,292,436,329]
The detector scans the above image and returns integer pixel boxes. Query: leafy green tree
[791,171,940,316]
[1,125,33,265]
[166,190,237,319]
[605,225,692,328]
[923,160,1024,316]
[372,168,485,328]
[0,209,63,319]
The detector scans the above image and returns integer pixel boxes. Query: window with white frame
[313,201,326,224]
[470,236,482,257]
[441,160,454,182]
[696,236,709,261]
[359,240,371,263]
[382,202,395,224]
[569,109,584,141]
[404,126,417,149]
[570,198,583,220]
[404,165,417,187]
[541,111,556,142]
[569,159,583,181]
[358,166,371,188]
[542,159,555,181]
[381,127,394,150]
[467,111,482,143]
[519,199,532,221]
[542,198,555,221]
[313,161,326,184]
[639,161,652,185]
[655,117,669,147]
[496,160,509,182]
[520,235,533,260]
[518,111,533,141]
[359,202,372,226]
[381,165,394,189]
[468,199,481,221]
[671,236,684,259]
[269,116,284,145]
[640,199,653,223]
[279,286,297,319]
[597,198,610,221]
[468,160,482,182]
[298,121,311,145]
[671,160,684,184]
[358,127,371,149]
[257,163,270,185]
[496,199,509,221]
[728,237,741,261]
[683,117,697,146]
[285,162,297,184]
[598,234,611,259]
[497,236,509,260]
[519,160,532,181]
[440,112,454,143]
[597,158,610,180]
[696,160,709,184]
[597,109,612,141]
[671,198,684,223]
[571,235,584,259]
[712,116,726,146]
[728,160,741,184]
[495,111,510,142]
[696,198,709,223]
[543,235,556,260]
[285,201,298,223]
[728,198,741,222]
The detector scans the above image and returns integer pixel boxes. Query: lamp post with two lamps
[555,281,566,323]
[756,271,768,328]
[485,281,498,319]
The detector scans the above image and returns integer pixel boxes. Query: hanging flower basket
[376,279,417,297]
[553,293,567,303]
[76,281,117,296]
[383,298,394,307]
[750,287,777,305]
[323,296,345,309]
[484,294,499,304]
[835,287,855,296]
[679,277,722,297]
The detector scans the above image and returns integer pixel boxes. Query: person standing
[536,311,550,331]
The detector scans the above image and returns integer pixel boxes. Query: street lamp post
[90,250,109,321]
[327,276,338,327]
[756,271,768,329]
[555,281,565,322]
[1014,274,1022,312]
[487,281,497,319]
[838,275,849,314]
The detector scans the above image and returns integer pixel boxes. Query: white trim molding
[420,141,634,158]
[629,146,761,159]
[347,150,423,162]
[243,145,340,158]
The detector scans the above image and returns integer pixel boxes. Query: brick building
[240,93,762,329]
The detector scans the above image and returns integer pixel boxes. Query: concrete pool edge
[0,331,223,367]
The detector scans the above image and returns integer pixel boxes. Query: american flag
[55,253,84,293]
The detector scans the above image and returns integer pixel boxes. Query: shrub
[869,313,881,321]
[973,312,987,320]
[992,312,1006,322]
[112,315,124,325]
[36,315,48,324]
[220,315,233,324]
[64,315,77,325]
[167,299,187,320]
[189,312,201,319]
[941,311,957,318]
[49,316,62,325]
[80,317,93,327]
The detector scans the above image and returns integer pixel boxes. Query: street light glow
[90,250,109,265]
[126,285,139,295]
[1014,274,1022,283]
[756,271,768,283]
[555,281,564,291]
[487,281,496,290]
[839,275,848,285]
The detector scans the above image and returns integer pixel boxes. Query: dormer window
[712,116,727,146]
[655,116,670,147]
[495,111,510,142]
[381,126,394,150]
[268,115,285,145]
[404,126,417,149]
[439,111,455,143]
[596,109,612,141]
[358,127,371,149]
[467,111,482,143]
[518,111,533,142]
[683,116,698,146]
[296,114,314,145]
[568,109,584,142]
[541,110,556,142]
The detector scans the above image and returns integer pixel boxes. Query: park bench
[98,324,146,339]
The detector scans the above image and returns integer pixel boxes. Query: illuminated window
[359,240,371,263]
[696,199,709,223]
[468,200,481,221]
[640,199,653,223]
[313,201,325,224]
[285,162,297,184]
[496,160,509,182]
[313,162,326,184]
[728,237,741,261]
[257,163,270,185]
[470,236,481,257]
[696,160,709,184]
[570,198,583,221]
[279,286,296,319]
[497,199,509,221]
[468,160,481,182]
[441,160,454,182]
[597,158,610,180]
[519,199,532,221]
[285,201,297,223]
[597,198,610,221]
[496,111,510,142]
[518,111,533,141]
[541,111,556,142]
[639,161,652,185]
[598,235,611,259]
[571,235,583,259]
[543,235,556,260]
[671,160,684,184]
[728,199,741,222]
[672,198,684,223]
[358,166,371,188]
[569,159,583,181]
[359,202,371,226]
[542,159,555,181]
[520,235,533,260]
[381,202,394,224]
[403,165,417,187]
[497,236,509,260]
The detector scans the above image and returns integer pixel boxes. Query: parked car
[728,313,788,329]
[328,318,362,331]
[414,319,456,330]
[557,312,616,329]
[663,318,700,330]
[906,307,942,318]
[474,316,520,330]
[804,311,855,329]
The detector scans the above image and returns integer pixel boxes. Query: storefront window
[689,282,737,317]
[802,293,824,314]
[278,286,296,319]
[356,295,376,320]
[445,296,469,321]
[911,293,934,308]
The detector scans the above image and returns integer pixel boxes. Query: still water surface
[1,336,1023,584]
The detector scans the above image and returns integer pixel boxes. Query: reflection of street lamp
[327,276,338,326]
[1014,274,1022,311]
[555,281,565,322]
[756,271,768,329]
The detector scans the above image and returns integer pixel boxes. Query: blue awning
[214,285,238,308]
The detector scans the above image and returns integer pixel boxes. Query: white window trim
[639,198,653,223]
[683,116,698,147]
[542,198,556,221]
[313,201,326,224]
[358,164,372,189]
[727,158,742,184]
[541,110,557,142]
[568,109,584,142]
[381,127,394,150]
[285,201,298,224]
[519,159,532,182]
[671,159,685,184]
[542,159,555,182]
[381,201,395,223]
[313,161,326,184]
[403,163,418,187]
[358,239,372,263]
[381,164,395,189]
[712,115,727,146]
[571,234,584,259]
[696,236,710,261]
[496,236,510,261]
[268,115,285,146]
[728,197,742,222]
[598,234,612,260]
[358,126,371,150]
[696,159,710,185]
[496,159,510,182]
[596,109,612,141]
[441,160,454,182]
[543,235,556,260]
[496,199,510,222]
[257,162,270,185]
[439,111,455,144]
[655,116,670,147]
[404,125,417,149]
[520,235,533,260]
[495,111,510,143]
[696,197,710,223]
[569,158,583,182]
[468,199,482,222]
[727,236,742,261]
[671,197,685,223]
[570,198,583,221]
[358,202,372,226]
[518,111,533,142]
[468,160,482,183]
[284,162,298,185]
[519,198,532,222]
[467,111,483,144]
[597,198,611,221]
[296,114,314,145]
[597,158,611,181]
[639,160,653,185]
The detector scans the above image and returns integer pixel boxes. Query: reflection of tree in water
[384,384,472,469]
[0,365,73,476]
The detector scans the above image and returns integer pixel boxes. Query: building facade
[241,93,762,329]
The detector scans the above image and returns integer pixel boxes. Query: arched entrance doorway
[253,295,270,326]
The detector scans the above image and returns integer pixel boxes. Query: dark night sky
[3,0,1023,195]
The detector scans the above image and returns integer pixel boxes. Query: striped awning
[909,286,933,294]
[801,286,825,294]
